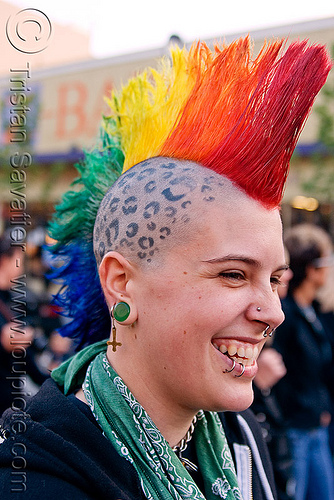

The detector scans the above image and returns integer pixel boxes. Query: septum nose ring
[257,308,275,338]
[263,325,270,337]
[263,325,275,338]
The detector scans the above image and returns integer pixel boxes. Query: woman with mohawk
[0,37,331,500]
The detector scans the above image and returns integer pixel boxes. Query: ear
[98,251,137,324]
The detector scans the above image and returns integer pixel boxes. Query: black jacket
[0,379,276,499]
[272,294,333,429]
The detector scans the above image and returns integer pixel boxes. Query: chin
[215,387,254,413]
[232,389,254,413]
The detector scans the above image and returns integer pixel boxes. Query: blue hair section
[47,126,124,349]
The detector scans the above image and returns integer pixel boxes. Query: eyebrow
[203,255,289,272]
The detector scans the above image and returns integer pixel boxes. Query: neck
[107,347,197,448]
[157,413,197,449]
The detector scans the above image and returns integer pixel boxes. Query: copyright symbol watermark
[6,9,52,54]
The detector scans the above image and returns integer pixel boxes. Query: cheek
[314,268,328,287]
[168,289,238,334]
[138,275,242,342]
[140,275,195,313]
[323,268,331,281]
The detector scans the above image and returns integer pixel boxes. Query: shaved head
[94,157,251,266]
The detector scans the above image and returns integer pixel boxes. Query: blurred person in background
[0,231,48,414]
[37,331,74,372]
[271,223,334,500]
[26,228,64,342]
[315,253,334,457]
[252,250,293,500]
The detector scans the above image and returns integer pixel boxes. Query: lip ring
[223,359,236,373]
[234,363,245,377]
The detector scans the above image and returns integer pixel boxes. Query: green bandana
[52,341,243,500]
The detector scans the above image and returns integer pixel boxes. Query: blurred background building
[0,0,333,237]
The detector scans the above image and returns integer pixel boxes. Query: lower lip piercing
[223,359,236,373]
[234,363,245,377]
[223,359,246,377]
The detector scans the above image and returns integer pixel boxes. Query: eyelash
[218,271,245,281]
[270,276,283,290]
[218,272,283,289]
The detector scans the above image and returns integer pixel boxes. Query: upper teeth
[215,343,259,366]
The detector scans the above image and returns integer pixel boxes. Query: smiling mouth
[212,342,259,366]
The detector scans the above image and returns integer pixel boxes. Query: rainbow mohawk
[49,37,331,347]
[105,37,332,208]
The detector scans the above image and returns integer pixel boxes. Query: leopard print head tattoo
[93,157,240,266]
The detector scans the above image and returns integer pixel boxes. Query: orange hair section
[160,38,332,208]
[161,37,283,160]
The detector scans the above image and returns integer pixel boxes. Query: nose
[248,291,285,332]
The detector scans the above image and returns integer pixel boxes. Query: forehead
[181,198,284,266]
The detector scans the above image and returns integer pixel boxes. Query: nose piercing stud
[257,307,261,311]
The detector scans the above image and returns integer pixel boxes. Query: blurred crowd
[1,222,334,500]
[252,223,334,500]
[0,227,75,415]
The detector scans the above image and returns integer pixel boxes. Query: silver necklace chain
[172,415,197,452]
[172,415,198,472]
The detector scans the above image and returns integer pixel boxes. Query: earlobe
[98,251,137,324]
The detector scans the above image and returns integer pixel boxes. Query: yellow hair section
[104,45,198,172]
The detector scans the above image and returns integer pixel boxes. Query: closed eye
[219,271,246,282]
[270,276,283,290]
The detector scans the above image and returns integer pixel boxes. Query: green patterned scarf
[52,341,243,500]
